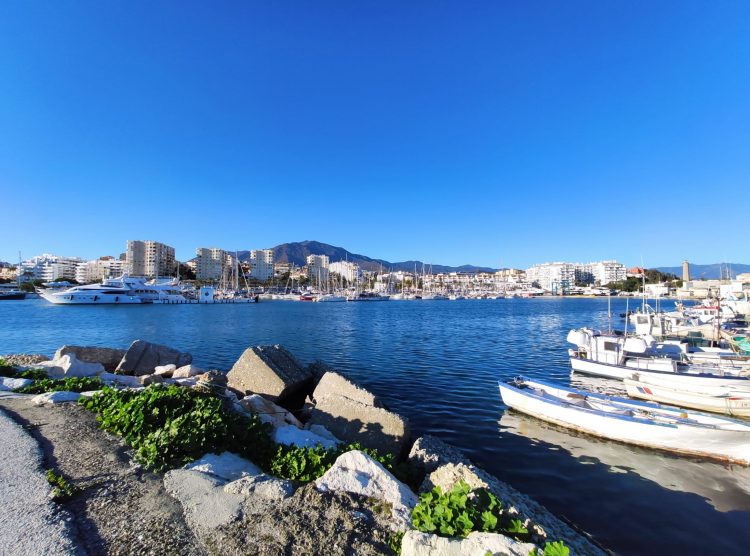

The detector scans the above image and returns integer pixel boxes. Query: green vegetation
[412,481,530,540]
[15,376,103,394]
[46,469,76,501]
[529,540,570,556]
[15,368,49,380]
[606,269,681,292]
[79,385,276,471]
[411,481,570,555]
[270,442,393,483]
[0,358,16,377]
[78,384,398,485]
[387,531,404,554]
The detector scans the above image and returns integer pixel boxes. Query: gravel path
[0,397,205,556]
[0,407,80,556]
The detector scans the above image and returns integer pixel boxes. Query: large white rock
[273,424,340,450]
[154,364,177,376]
[172,364,205,379]
[37,354,104,378]
[315,450,418,530]
[223,474,295,501]
[184,452,262,482]
[0,377,33,391]
[31,391,82,405]
[238,394,303,429]
[400,530,537,556]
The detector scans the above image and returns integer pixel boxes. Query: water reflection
[499,411,750,513]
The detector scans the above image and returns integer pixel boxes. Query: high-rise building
[525,262,576,292]
[195,248,232,281]
[306,254,330,282]
[250,249,274,281]
[329,261,361,283]
[75,257,125,283]
[126,240,175,278]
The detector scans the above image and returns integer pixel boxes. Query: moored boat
[498,377,750,465]
[624,375,750,417]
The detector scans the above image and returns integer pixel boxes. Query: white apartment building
[126,240,176,278]
[20,254,84,282]
[587,260,626,285]
[306,254,330,282]
[250,249,274,281]
[195,248,232,281]
[329,261,361,283]
[525,262,576,293]
[75,258,125,283]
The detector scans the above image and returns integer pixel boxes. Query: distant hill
[236,241,497,273]
[654,263,750,280]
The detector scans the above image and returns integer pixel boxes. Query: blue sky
[1,1,748,269]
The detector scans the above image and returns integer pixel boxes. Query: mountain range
[235,241,498,273]
[654,263,750,280]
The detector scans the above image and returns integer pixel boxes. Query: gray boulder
[226,345,311,402]
[54,345,126,372]
[312,371,381,407]
[408,435,472,476]
[115,340,192,376]
[309,393,410,457]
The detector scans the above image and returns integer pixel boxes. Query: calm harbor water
[2,297,749,554]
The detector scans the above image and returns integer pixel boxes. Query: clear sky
[1,1,748,269]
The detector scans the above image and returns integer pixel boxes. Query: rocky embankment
[0,342,608,555]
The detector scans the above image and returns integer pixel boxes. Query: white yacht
[39,275,188,305]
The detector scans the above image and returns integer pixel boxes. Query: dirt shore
[0,397,206,556]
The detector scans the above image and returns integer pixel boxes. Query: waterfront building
[586,260,626,286]
[329,261,361,283]
[306,254,330,282]
[250,249,274,281]
[0,265,17,281]
[20,254,84,282]
[683,260,691,282]
[195,248,232,281]
[126,240,176,278]
[75,257,125,283]
[525,262,576,293]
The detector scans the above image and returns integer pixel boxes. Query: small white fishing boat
[624,376,750,417]
[498,377,750,465]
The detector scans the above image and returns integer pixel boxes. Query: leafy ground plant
[270,442,394,483]
[80,385,276,471]
[0,358,16,377]
[529,540,570,556]
[15,368,49,380]
[15,376,103,394]
[46,469,76,501]
[412,480,530,540]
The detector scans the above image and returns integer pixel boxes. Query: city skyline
[2,2,749,267]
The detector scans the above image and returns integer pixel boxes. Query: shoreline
[0,345,608,555]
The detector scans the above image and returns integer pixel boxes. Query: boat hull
[40,292,142,304]
[499,380,750,465]
[570,355,750,389]
[625,379,750,417]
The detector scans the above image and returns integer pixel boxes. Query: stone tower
[682,260,690,282]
